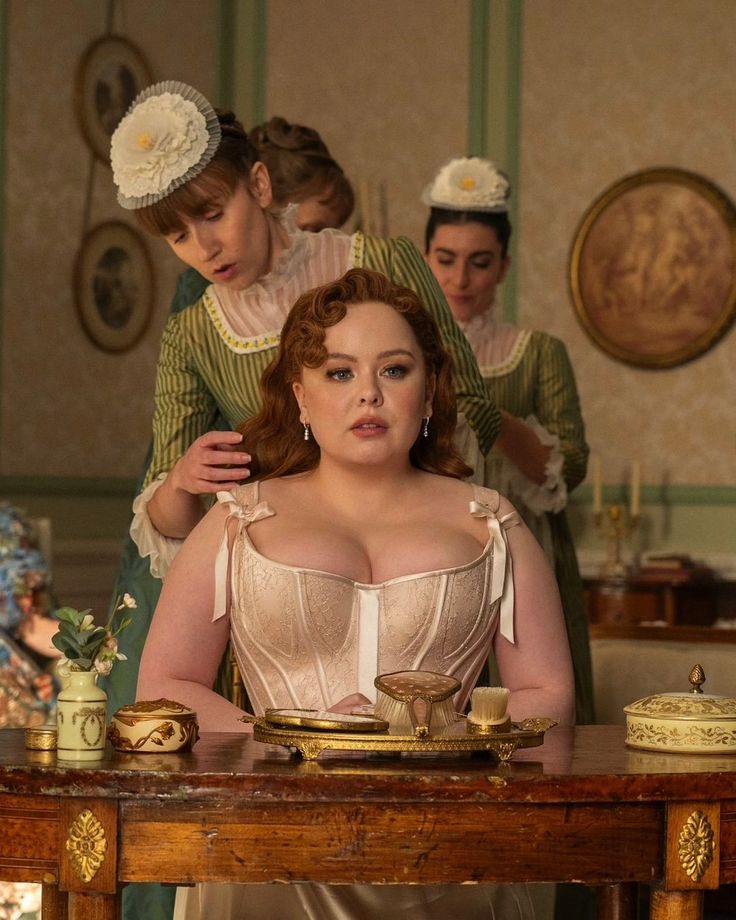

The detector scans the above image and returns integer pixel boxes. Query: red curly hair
[239,268,472,481]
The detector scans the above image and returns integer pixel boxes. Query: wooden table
[1,725,735,920]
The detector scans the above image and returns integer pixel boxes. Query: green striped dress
[144,233,498,488]
[478,328,594,724]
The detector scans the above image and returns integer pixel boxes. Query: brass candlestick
[594,504,640,579]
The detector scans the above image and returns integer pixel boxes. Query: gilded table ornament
[264,709,390,732]
[251,715,556,762]
[65,808,107,882]
[24,725,57,751]
[677,810,715,882]
[624,664,736,753]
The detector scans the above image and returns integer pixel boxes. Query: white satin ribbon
[469,499,519,643]
[212,490,275,622]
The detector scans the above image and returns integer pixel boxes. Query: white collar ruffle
[205,206,353,352]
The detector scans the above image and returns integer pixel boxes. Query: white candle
[630,460,641,518]
[592,455,602,516]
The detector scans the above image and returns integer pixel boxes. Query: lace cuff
[130,474,184,580]
[506,414,567,515]
[454,412,484,485]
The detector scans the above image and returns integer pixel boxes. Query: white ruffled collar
[204,205,353,352]
[213,205,308,302]
[456,302,523,369]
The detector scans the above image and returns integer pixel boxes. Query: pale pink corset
[214,482,519,716]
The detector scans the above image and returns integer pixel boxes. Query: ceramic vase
[56,670,107,761]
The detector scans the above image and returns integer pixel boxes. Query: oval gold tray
[252,716,557,761]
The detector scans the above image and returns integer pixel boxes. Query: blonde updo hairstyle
[239,268,471,481]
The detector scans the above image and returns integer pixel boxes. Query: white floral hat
[110,81,222,210]
[422,157,511,212]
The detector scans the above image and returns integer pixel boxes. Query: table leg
[41,883,68,920]
[650,887,703,920]
[68,892,120,920]
[595,882,637,920]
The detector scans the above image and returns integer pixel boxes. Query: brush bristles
[374,690,458,735]
[467,686,510,727]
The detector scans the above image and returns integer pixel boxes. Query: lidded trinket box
[108,698,199,753]
[624,664,736,754]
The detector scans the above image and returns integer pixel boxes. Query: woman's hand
[494,410,552,485]
[16,612,62,659]
[169,431,251,496]
[148,431,251,539]
[327,692,372,715]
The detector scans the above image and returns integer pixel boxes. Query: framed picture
[74,221,155,353]
[569,167,736,368]
[75,34,152,162]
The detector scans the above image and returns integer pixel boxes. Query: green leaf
[54,607,92,625]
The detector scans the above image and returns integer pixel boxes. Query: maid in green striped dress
[423,157,594,725]
[104,84,501,715]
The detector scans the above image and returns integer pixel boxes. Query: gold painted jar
[108,698,199,753]
[624,664,736,754]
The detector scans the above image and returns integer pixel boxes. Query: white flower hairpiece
[422,157,511,212]
[110,80,222,210]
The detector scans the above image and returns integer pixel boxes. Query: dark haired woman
[424,157,593,725]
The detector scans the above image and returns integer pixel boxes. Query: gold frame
[75,34,153,163]
[73,221,155,353]
[570,167,736,368]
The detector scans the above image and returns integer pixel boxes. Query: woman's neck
[265,210,292,271]
[303,459,424,514]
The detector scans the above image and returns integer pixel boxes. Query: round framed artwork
[569,167,736,368]
[75,34,153,162]
[74,221,155,353]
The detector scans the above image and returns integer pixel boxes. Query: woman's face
[292,301,435,470]
[425,222,510,323]
[164,163,273,291]
[294,191,345,232]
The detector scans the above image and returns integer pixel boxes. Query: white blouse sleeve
[506,414,568,515]
[129,474,184,580]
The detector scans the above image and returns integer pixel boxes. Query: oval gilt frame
[570,167,736,368]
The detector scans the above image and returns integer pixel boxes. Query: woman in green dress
[423,157,593,725]
[105,85,500,712]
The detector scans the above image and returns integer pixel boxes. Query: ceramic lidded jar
[624,664,736,754]
[108,698,199,753]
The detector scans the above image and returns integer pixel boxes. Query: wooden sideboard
[584,569,736,639]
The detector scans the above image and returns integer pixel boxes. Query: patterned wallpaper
[0,0,219,479]
[519,0,736,489]
[3,0,734,498]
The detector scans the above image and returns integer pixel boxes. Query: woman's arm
[530,334,589,491]
[493,335,588,489]
[141,314,251,539]
[366,235,502,456]
[137,504,250,732]
[493,410,552,485]
[493,501,575,726]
